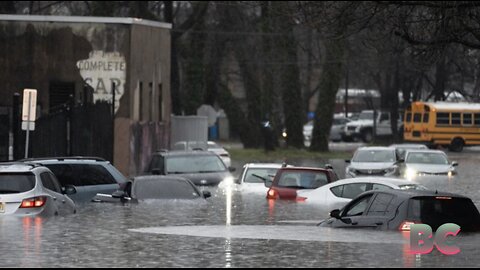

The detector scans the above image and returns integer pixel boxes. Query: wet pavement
[1,145,480,267]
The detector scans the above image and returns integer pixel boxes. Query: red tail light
[399,221,417,231]
[20,196,47,208]
[296,196,307,202]
[267,189,278,199]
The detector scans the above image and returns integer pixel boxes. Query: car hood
[349,162,396,170]
[405,164,453,173]
[346,119,373,127]
[169,171,231,186]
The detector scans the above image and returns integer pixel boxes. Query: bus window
[452,113,461,125]
[436,112,450,125]
[413,113,422,123]
[463,113,473,125]
[423,113,429,123]
[475,113,480,126]
[406,112,412,123]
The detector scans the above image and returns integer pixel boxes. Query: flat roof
[0,14,172,29]
[422,102,480,110]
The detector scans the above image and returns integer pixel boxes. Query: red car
[266,167,338,201]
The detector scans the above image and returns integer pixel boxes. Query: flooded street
[1,147,480,267]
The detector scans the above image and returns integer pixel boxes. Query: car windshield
[352,150,396,163]
[0,173,36,193]
[408,197,480,231]
[358,111,373,120]
[244,168,278,183]
[406,152,449,165]
[277,171,328,189]
[133,179,200,200]
[166,155,226,173]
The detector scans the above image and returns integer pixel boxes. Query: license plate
[0,202,4,213]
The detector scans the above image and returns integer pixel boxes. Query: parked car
[345,147,400,178]
[400,149,458,180]
[172,141,231,167]
[319,189,480,232]
[297,177,427,210]
[303,116,351,145]
[0,163,76,216]
[21,157,129,204]
[93,175,211,203]
[389,143,428,160]
[265,167,338,201]
[342,110,403,143]
[145,150,235,186]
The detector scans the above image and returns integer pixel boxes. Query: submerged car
[319,189,480,232]
[266,167,338,201]
[230,163,288,193]
[145,150,235,186]
[22,157,129,203]
[172,141,231,167]
[345,147,400,178]
[0,163,76,217]
[400,149,458,180]
[93,175,211,203]
[297,177,427,209]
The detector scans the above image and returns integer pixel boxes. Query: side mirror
[264,179,273,188]
[228,167,236,172]
[452,161,458,167]
[345,160,351,163]
[63,185,77,195]
[396,159,405,164]
[202,190,211,199]
[112,190,127,199]
[325,164,334,170]
[330,209,341,219]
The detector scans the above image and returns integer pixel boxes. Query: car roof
[356,146,395,151]
[0,162,41,172]
[358,189,469,200]
[389,144,428,149]
[404,149,447,155]
[21,156,108,162]
[153,150,218,157]
[327,177,418,188]
[278,166,329,172]
[243,163,286,169]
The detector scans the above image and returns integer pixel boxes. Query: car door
[40,172,72,216]
[331,193,375,228]
[357,193,396,229]
[48,172,76,215]
[377,112,391,135]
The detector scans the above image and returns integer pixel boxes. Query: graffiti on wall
[76,51,126,113]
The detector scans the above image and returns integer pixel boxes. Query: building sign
[76,51,126,113]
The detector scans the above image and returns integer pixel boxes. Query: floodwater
[1,145,480,267]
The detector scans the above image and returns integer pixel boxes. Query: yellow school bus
[403,101,480,152]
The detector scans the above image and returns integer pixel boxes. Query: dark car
[145,150,235,186]
[319,189,480,232]
[21,157,128,203]
[265,167,338,201]
[93,175,211,203]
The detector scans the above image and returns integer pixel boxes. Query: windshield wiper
[252,174,267,182]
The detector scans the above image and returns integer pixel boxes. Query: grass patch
[229,148,351,163]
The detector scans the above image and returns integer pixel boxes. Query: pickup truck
[341,110,403,143]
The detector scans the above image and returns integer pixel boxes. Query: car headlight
[405,168,417,180]
[223,176,235,187]
[384,166,397,174]
[282,131,287,138]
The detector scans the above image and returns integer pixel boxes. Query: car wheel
[362,129,373,143]
[449,138,464,152]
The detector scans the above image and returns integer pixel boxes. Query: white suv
[0,163,76,216]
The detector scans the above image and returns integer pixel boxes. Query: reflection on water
[0,152,479,267]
